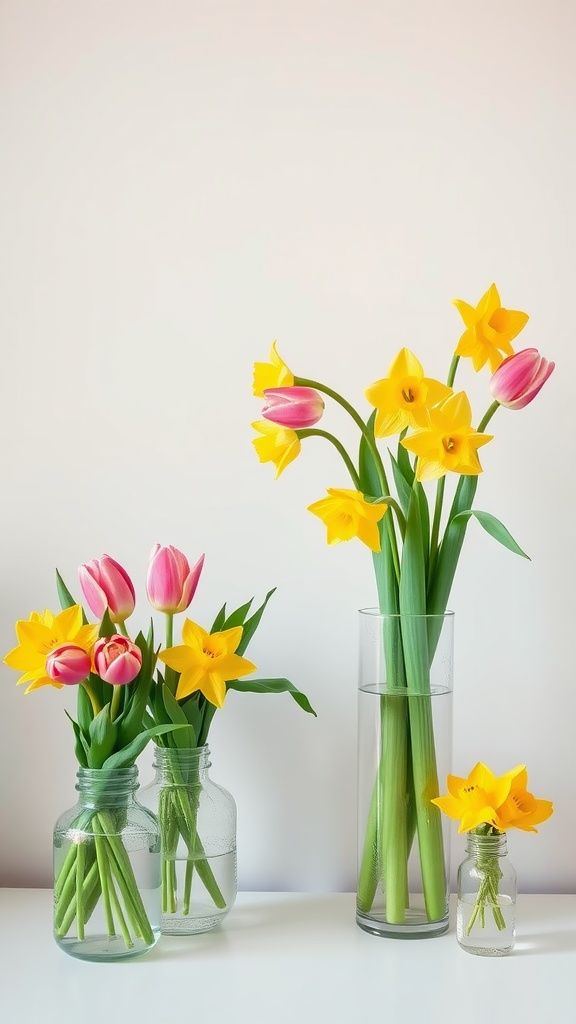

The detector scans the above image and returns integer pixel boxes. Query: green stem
[164,614,176,695]
[76,842,85,940]
[110,685,123,722]
[477,400,500,432]
[116,620,129,638]
[297,428,361,488]
[80,680,101,718]
[94,833,116,936]
[447,355,460,388]
[428,477,446,588]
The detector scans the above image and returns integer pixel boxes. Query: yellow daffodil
[433,762,554,834]
[307,488,387,552]
[365,348,453,437]
[431,762,521,833]
[453,284,529,372]
[401,391,493,482]
[493,767,554,833]
[3,606,99,693]
[253,341,295,397]
[158,620,256,708]
[251,420,301,478]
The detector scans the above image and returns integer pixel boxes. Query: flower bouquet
[433,762,553,954]
[141,544,316,932]
[251,284,554,935]
[3,554,185,960]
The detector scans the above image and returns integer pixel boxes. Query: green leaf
[65,711,89,767]
[226,677,317,716]
[98,608,116,639]
[451,510,530,560]
[236,589,276,655]
[415,481,430,580]
[389,452,412,517]
[427,476,478,616]
[358,411,381,496]
[396,428,415,488]
[162,684,196,748]
[77,683,93,734]
[87,705,118,768]
[210,603,227,632]
[222,598,254,630]
[56,570,78,611]
[102,724,189,770]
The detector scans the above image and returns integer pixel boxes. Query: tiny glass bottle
[139,745,237,934]
[53,765,161,962]
[457,829,517,956]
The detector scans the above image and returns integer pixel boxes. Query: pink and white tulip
[261,386,325,429]
[146,545,204,614]
[93,635,142,686]
[78,554,136,623]
[46,644,91,686]
[489,348,555,410]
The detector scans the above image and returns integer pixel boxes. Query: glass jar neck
[153,744,211,782]
[466,831,507,857]
[76,766,139,806]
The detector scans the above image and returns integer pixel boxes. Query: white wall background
[0,0,573,893]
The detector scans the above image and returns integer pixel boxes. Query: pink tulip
[46,644,92,686]
[147,545,205,614]
[93,635,142,686]
[261,386,325,428]
[78,554,136,623]
[489,348,555,410]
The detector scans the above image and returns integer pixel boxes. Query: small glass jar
[139,745,237,934]
[457,830,517,956]
[53,766,161,962]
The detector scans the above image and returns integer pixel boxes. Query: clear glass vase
[457,830,517,956]
[356,610,454,938]
[53,766,161,961]
[139,745,237,934]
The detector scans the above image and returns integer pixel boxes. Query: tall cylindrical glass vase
[356,610,454,938]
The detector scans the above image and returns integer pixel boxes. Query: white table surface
[0,890,574,1024]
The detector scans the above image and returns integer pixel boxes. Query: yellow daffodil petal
[158,644,194,674]
[453,284,529,372]
[253,341,295,397]
[365,348,452,438]
[402,391,493,482]
[167,619,255,709]
[3,606,98,695]
[252,420,301,478]
[308,488,386,553]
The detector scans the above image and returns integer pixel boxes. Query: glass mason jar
[457,830,517,956]
[53,765,161,962]
[139,745,237,934]
[357,610,454,938]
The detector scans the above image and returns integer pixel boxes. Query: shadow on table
[143,894,352,963]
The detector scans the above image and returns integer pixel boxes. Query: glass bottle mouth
[466,830,507,856]
[152,744,211,772]
[75,765,140,798]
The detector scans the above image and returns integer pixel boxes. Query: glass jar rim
[359,607,454,619]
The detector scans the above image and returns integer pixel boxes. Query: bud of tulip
[262,386,325,429]
[93,635,142,686]
[46,644,92,686]
[146,545,205,614]
[78,554,136,623]
[489,348,555,410]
